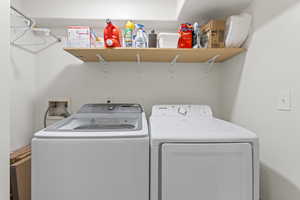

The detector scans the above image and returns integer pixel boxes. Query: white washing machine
[150,105,259,200]
[32,104,149,200]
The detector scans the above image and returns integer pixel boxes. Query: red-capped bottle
[104,19,122,48]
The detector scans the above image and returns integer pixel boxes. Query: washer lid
[35,114,148,138]
[35,104,148,138]
[46,113,142,132]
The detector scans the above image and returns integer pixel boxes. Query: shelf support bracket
[170,54,180,65]
[96,54,107,65]
[205,54,221,74]
[206,55,220,65]
[136,53,141,64]
[96,54,109,74]
[168,54,180,78]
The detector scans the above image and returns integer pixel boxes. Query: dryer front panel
[160,143,253,200]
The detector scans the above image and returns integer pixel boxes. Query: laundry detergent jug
[104,19,122,48]
[178,23,193,48]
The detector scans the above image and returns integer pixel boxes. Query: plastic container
[91,30,104,48]
[148,29,157,48]
[124,20,135,47]
[158,33,179,48]
[103,19,122,48]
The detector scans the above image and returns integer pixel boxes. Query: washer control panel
[151,105,213,119]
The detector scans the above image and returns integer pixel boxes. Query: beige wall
[0,0,10,199]
[8,1,300,199]
[34,37,222,130]
[10,46,36,151]
[221,0,300,199]
[10,2,37,151]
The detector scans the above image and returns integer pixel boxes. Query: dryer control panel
[151,105,213,119]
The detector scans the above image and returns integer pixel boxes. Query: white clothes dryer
[150,105,259,200]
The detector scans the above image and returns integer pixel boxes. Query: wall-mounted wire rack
[10,6,61,54]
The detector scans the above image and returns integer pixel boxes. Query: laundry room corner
[219,0,300,199]
[4,0,300,200]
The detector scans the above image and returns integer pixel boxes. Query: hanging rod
[10,6,34,28]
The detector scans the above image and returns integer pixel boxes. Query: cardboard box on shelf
[201,20,225,48]
[67,26,91,48]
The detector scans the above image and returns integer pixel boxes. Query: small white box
[67,26,91,48]
[158,33,179,48]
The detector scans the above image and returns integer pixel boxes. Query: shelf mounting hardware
[96,54,109,74]
[136,53,141,64]
[206,54,220,64]
[96,54,107,64]
[168,54,180,77]
[205,54,221,74]
[171,54,180,65]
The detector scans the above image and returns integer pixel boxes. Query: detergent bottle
[134,24,148,48]
[124,20,135,47]
[104,19,122,48]
[178,23,193,48]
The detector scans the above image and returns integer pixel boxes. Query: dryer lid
[150,105,257,141]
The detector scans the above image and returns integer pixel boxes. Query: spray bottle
[134,24,148,48]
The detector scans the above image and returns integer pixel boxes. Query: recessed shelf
[64,48,246,63]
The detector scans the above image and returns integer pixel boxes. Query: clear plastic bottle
[134,24,148,48]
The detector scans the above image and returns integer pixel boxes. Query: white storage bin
[158,33,179,48]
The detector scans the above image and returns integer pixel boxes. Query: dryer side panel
[161,143,253,200]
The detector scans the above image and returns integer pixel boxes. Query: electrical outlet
[277,89,291,111]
